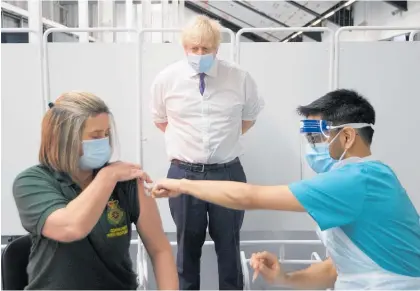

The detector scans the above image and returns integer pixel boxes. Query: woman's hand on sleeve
[102,162,153,183]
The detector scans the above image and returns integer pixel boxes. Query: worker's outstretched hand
[249,251,286,285]
[151,179,183,198]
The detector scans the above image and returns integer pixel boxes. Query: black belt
[171,157,240,173]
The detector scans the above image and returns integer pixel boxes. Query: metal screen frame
[1,238,324,290]
[1,28,38,34]
[136,239,324,290]
[334,26,420,89]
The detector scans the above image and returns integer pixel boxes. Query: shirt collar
[185,58,219,78]
[51,169,75,186]
[49,166,102,187]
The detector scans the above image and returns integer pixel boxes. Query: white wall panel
[337,41,420,210]
[1,45,43,235]
[238,42,332,231]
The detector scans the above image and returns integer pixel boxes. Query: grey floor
[2,231,326,290]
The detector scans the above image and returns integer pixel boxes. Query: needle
[252,269,259,282]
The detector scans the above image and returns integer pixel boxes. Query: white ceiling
[192,0,340,41]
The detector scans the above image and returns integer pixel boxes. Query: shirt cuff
[36,204,67,235]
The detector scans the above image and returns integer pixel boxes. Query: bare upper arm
[136,181,170,255]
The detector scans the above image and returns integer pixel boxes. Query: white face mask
[79,137,111,170]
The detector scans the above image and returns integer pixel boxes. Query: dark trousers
[168,159,246,290]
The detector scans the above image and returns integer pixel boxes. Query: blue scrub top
[289,160,420,277]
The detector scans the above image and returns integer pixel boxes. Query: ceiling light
[323,11,334,19]
[311,18,322,26]
[344,0,356,7]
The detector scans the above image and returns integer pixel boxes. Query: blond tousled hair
[181,15,222,49]
[39,91,115,182]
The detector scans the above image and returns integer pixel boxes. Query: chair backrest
[1,234,31,290]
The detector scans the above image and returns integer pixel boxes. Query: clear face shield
[300,119,374,174]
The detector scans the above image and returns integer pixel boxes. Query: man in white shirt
[150,15,264,290]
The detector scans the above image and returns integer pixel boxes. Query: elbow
[154,121,168,132]
[65,225,88,242]
[149,240,173,259]
[61,215,91,242]
[150,247,172,262]
[41,210,89,243]
[43,225,86,243]
[55,222,89,243]
[57,225,87,243]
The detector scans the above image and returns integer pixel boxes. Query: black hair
[297,89,376,145]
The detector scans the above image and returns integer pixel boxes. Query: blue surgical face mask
[187,53,215,73]
[305,143,337,174]
[305,129,347,173]
[79,137,112,170]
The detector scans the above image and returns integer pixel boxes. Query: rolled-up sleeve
[150,75,167,123]
[125,180,140,224]
[242,72,264,121]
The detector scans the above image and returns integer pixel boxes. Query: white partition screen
[1,45,44,235]
[337,41,420,210]
[3,40,418,235]
[238,42,332,231]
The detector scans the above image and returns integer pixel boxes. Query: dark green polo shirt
[12,165,140,290]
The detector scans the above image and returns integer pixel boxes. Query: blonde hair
[181,15,222,48]
[39,91,115,182]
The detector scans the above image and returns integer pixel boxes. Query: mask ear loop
[339,147,348,161]
[328,128,346,161]
[337,127,356,161]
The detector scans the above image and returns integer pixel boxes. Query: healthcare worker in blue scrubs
[151,89,420,290]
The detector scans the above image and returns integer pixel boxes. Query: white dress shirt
[150,58,264,164]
